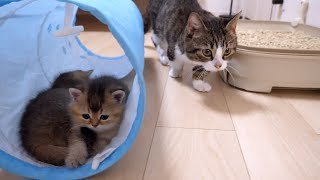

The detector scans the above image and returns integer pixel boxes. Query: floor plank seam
[278,93,318,135]
[141,68,170,180]
[268,95,316,177]
[156,125,235,131]
[221,86,253,180]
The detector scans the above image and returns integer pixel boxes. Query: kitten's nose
[214,62,222,69]
[92,124,98,128]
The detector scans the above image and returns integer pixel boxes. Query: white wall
[240,0,320,28]
[199,0,242,16]
[280,0,320,28]
[202,0,320,28]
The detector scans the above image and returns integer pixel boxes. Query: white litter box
[220,20,320,93]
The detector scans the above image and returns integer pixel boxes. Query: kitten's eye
[82,114,91,120]
[224,48,231,56]
[100,115,109,121]
[202,49,212,57]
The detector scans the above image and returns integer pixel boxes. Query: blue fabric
[0,0,21,7]
[0,0,145,179]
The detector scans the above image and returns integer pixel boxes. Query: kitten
[19,69,93,167]
[51,69,93,90]
[20,75,129,168]
[144,0,241,92]
[68,76,129,160]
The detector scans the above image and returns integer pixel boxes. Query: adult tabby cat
[144,0,241,92]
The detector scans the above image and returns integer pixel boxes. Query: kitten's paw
[159,55,169,66]
[169,68,182,78]
[192,80,212,92]
[65,153,87,168]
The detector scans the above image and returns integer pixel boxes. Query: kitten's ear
[85,70,93,76]
[111,90,126,104]
[187,12,207,37]
[69,88,83,102]
[225,11,242,33]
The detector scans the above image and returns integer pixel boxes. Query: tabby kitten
[51,69,93,90]
[20,75,129,168]
[144,0,241,92]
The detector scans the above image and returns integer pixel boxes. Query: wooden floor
[2,23,320,180]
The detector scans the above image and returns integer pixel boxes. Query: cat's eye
[100,115,109,121]
[82,114,91,120]
[224,48,231,56]
[202,49,212,57]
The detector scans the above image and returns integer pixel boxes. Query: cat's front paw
[192,80,212,92]
[169,68,182,78]
[159,55,169,66]
[65,152,87,168]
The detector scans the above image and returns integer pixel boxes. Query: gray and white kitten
[144,0,241,92]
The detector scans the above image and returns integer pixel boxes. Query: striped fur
[144,0,241,92]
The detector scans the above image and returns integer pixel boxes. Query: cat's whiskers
[227,65,241,76]
[224,68,236,84]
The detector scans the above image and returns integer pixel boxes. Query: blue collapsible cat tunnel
[0,0,146,179]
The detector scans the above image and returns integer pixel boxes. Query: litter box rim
[0,0,146,179]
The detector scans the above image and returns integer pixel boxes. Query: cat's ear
[225,11,242,33]
[85,70,93,76]
[69,88,83,102]
[187,12,207,38]
[111,90,126,104]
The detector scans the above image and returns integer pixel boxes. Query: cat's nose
[92,124,98,128]
[214,63,222,69]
